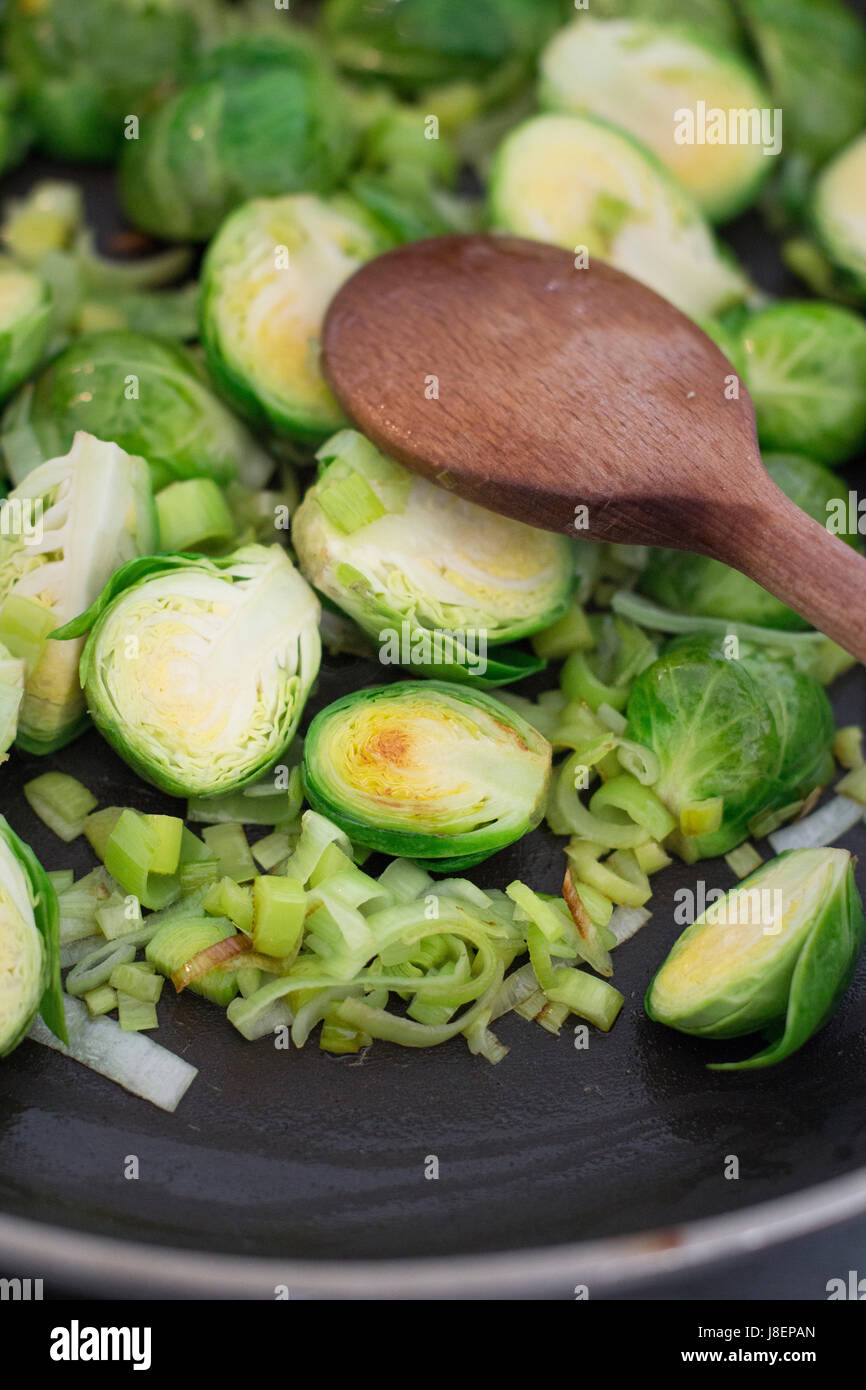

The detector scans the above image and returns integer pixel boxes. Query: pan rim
[2,1161,865,1299]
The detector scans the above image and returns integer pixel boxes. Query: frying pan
[0,150,865,1299]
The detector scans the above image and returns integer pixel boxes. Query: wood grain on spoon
[322,234,866,663]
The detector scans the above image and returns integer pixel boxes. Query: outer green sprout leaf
[489,113,748,317]
[646,848,866,1068]
[302,680,551,870]
[321,0,559,97]
[587,0,741,48]
[0,73,33,175]
[0,331,274,492]
[739,0,866,167]
[0,260,53,404]
[0,431,156,753]
[120,33,356,243]
[55,544,321,798]
[640,453,859,631]
[538,16,774,223]
[291,429,574,686]
[739,302,866,464]
[4,0,202,162]
[0,814,65,1056]
[200,194,392,445]
[800,131,866,303]
[625,636,834,860]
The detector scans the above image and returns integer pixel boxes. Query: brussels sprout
[597,0,741,43]
[739,301,866,464]
[489,113,748,317]
[1,331,274,492]
[302,680,551,869]
[291,429,574,685]
[200,195,392,445]
[739,0,866,166]
[120,34,355,243]
[646,847,866,1068]
[0,642,25,761]
[0,816,64,1057]
[54,545,321,797]
[0,432,156,753]
[0,262,53,404]
[625,636,834,860]
[640,453,857,631]
[538,17,773,222]
[321,0,559,97]
[4,0,201,162]
[0,73,33,174]
[804,131,866,302]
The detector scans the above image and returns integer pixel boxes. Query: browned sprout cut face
[303,680,552,870]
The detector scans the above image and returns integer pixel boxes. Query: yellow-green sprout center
[88,549,320,793]
[316,689,549,834]
[0,835,41,1046]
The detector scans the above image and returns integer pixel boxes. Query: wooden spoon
[322,234,866,663]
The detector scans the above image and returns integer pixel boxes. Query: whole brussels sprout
[120,34,356,243]
[4,0,201,162]
[639,453,857,631]
[1,331,274,492]
[646,847,866,1069]
[625,636,834,860]
[0,817,64,1057]
[740,301,866,464]
[739,0,866,166]
[200,194,392,445]
[302,680,552,870]
[321,0,559,96]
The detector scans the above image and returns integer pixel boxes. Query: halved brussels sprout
[639,453,858,631]
[0,815,65,1057]
[0,261,52,404]
[1,331,274,492]
[740,301,866,464]
[489,113,748,317]
[808,132,866,301]
[291,429,574,685]
[646,847,866,1068]
[321,0,558,96]
[302,681,551,869]
[538,17,773,222]
[0,642,25,761]
[55,544,321,797]
[120,33,355,242]
[201,195,392,445]
[4,0,200,162]
[739,0,866,166]
[0,432,156,753]
[625,636,834,860]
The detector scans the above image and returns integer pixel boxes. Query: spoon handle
[721,478,866,665]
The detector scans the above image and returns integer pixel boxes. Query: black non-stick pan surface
[0,158,865,1300]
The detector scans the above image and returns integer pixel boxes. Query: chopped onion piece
[607,905,651,946]
[768,796,865,854]
[28,996,197,1112]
